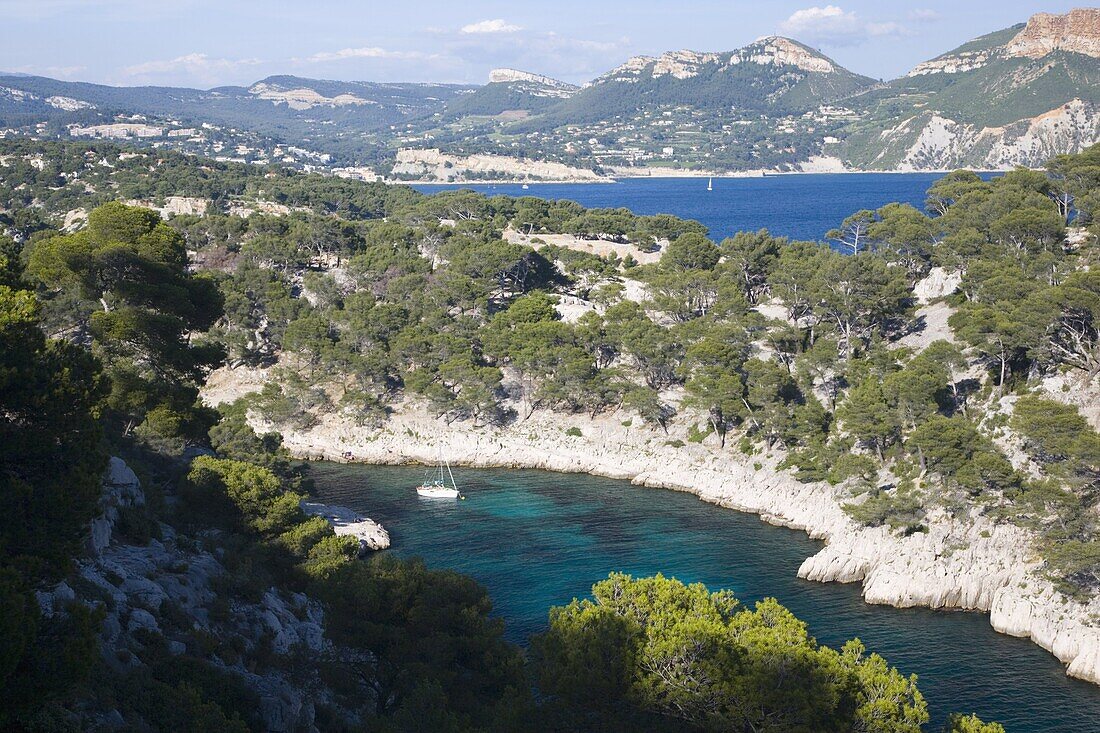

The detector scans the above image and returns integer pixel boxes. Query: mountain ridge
[0,8,1097,175]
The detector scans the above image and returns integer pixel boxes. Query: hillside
[540,38,874,123]
[0,73,474,169]
[843,8,1100,169]
[441,68,578,119]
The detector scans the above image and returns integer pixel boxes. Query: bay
[413,173,989,242]
[312,462,1100,733]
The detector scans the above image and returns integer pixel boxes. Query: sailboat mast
[445,456,457,489]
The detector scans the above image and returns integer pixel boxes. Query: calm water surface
[414,173,992,242]
[312,462,1100,733]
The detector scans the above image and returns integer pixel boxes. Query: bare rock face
[488,68,580,95]
[909,8,1100,77]
[1005,8,1100,59]
[913,267,962,304]
[736,37,835,74]
[392,148,607,182]
[39,458,332,732]
[301,501,391,552]
[890,99,1100,171]
[87,456,146,557]
[248,82,369,111]
[651,50,722,79]
[907,51,993,77]
[597,36,835,83]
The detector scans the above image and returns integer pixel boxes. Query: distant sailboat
[416,451,461,499]
[521,183,530,190]
[707,177,713,191]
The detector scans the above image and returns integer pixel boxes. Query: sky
[0,1,1087,88]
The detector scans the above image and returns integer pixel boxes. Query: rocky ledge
[301,501,391,552]
[35,458,387,731]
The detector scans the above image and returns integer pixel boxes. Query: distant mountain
[843,8,1100,169]
[441,69,578,119]
[527,37,875,129]
[0,74,474,167]
[0,10,1098,176]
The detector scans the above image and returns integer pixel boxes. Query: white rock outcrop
[912,267,962,304]
[1005,8,1100,60]
[248,83,371,111]
[87,456,146,557]
[908,9,1100,77]
[488,69,577,97]
[737,37,835,74]
[891,100,1100,171]
[301,501,390,552]
[392,148,607,183]
[37,459,334,731]
[598,37,834,84]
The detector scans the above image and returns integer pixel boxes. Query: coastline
[208,382,1100,688]
[398,168,1018,186]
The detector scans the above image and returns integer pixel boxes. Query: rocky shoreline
[300,500,390,552]
[241,400,1100,686]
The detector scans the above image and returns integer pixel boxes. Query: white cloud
[122,53,261,82]
[908,9,941,23]
[780,5,905,46]
[304,47,421,63]
[460,19,522,35]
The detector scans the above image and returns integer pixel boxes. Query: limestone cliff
[391,148,609,183]
[909,8,1100,77]
[487,68,578,96]
[36,457,390,731]
[202,377,1100,688]
[1005,8,1100,60]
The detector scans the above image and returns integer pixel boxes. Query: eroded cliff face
[735,37,837,74]
[1006,8,1100,60]
[248,82,371,111]
[872,99,1100,171]
[909,8,1100,77]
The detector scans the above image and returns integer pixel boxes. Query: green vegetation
[9,134,1100,729]
[943,713,1006,733]
[533,573,927,733]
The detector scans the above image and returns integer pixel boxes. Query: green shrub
[277,516,332,559]
[115,505,160,546]
[687,423,713,443]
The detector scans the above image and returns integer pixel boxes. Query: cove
[311,462,1100,732]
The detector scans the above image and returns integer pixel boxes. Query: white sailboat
[416,452,461,499]
[707,177,713,191]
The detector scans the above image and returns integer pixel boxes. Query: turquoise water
[414,173,994,243]
[312,462,1100,732]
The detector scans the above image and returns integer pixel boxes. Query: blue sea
[314,463,1100,733]
[414,173,987,242]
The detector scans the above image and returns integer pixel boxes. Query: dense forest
[5,136,1098,730]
